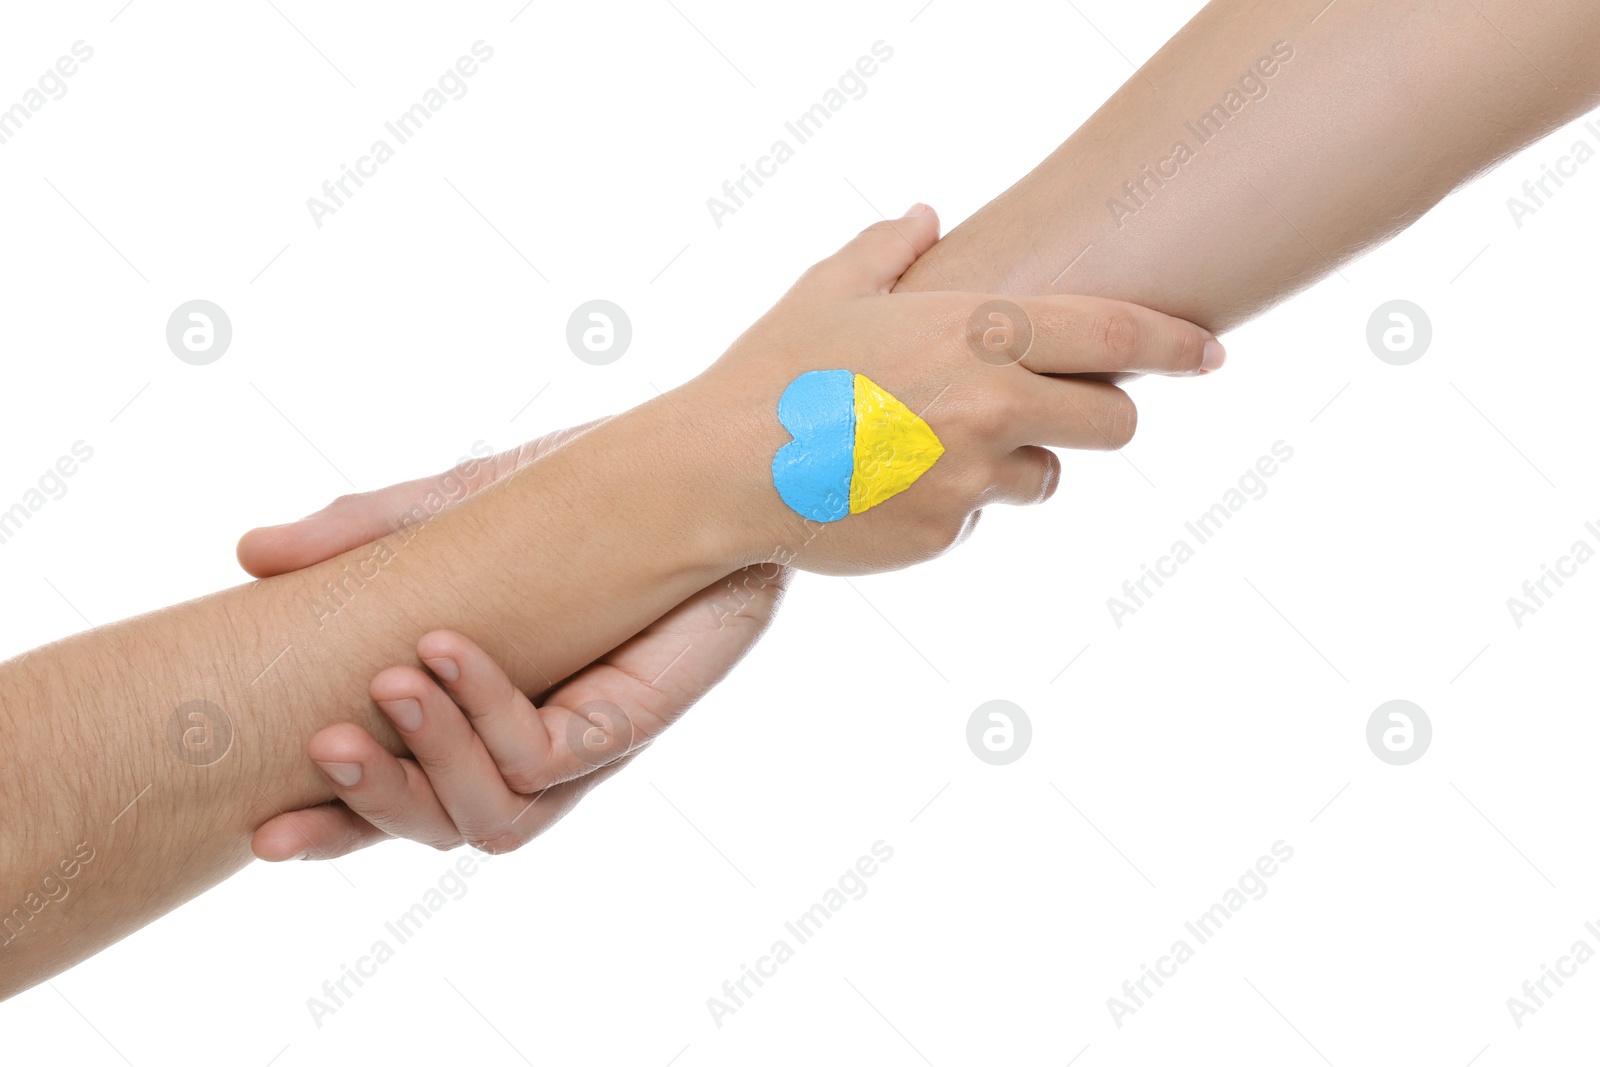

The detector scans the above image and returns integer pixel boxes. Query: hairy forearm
[898,0,1600,327]
[0,395,765,994]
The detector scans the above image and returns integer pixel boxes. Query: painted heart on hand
[771,369,944,523]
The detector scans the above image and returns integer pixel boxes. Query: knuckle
[499,761,549,795]
[917,512,968,559]
[355,799,407,828]
[1094,308,1142,368]
[1041,453,1063,501]
[418,748,467,780]
[1102,391,1139,448]
[969,395,1015,441]
[955,459,1001,504]
[953,509,982,548]
[957,379,1022,440]
[1029,451,1062,504]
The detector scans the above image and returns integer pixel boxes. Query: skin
[249,444,799,859]
[894,0,1600,322]
[7,0,1600,1000]
[264,0,1600,860]
[0,211,1213,998]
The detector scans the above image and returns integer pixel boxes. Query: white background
[2,1,1598,1064]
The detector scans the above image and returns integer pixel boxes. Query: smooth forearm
[898,0,1600,328]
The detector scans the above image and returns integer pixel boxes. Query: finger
[984,446,1061,508]
[251,803,390,861]
[236,425,609,579]
[415,630,554,793]
[306,722,463,850]
[997,295,1223,379]
[236,452,513,578]
[1002,378,1140,452]
[370,666,532,848]
[527,700,640,786]
[492,749,644,848]
[806,204,941,296]
[541,564,792,756]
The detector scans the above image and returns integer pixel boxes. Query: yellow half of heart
[849,373,946,515]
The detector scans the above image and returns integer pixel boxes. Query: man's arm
[0,398,747,994]
[897,0,1600,324]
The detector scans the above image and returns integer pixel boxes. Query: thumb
[235,449,519,578]
[810,203,940,296]
[236,422,609,578]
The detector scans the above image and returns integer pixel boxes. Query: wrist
[651,372,795,572]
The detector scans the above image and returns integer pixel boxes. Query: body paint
[772,370,944,523]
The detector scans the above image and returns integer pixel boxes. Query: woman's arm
[897,0,1600,325]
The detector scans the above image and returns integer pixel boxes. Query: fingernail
[316,760,362,787]
[1201,338,1227,372]
[292,850,312,861]
[380,697,424,732]
[423,656,460,683]
[904,202,933,217]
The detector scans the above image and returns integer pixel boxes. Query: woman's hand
[684,203,1223,575]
